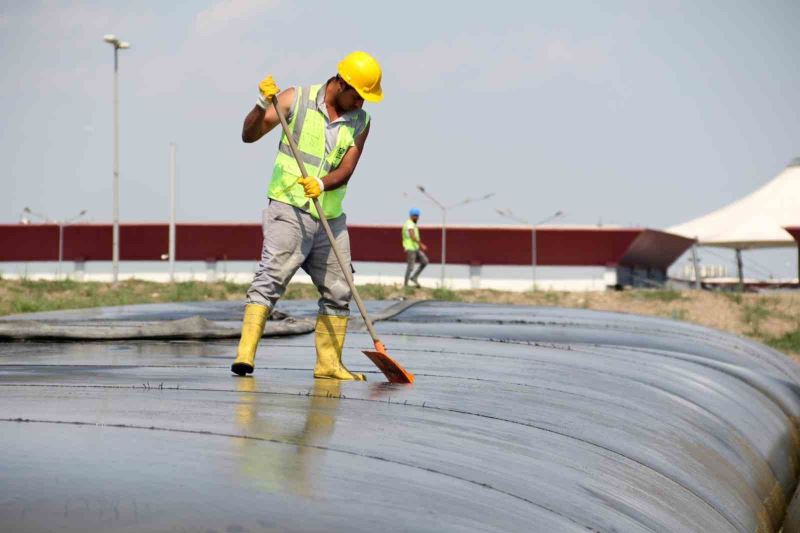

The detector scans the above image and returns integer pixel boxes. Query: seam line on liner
[0,382,738,530]
[0,416,593,531]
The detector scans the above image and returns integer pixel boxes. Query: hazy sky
[2,1,799,275]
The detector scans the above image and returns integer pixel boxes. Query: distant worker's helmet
[409,208,421,217]
[338,51,383,103]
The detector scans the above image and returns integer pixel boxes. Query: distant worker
[231,51,383,381]
[403,208,428,288]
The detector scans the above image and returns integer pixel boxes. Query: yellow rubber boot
[313,315,366,381]
[231,304,269,376]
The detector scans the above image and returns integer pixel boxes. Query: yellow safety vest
[267,83,370,219]
[402,219,420,251]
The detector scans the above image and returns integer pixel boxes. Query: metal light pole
[169,143,177,282]
[416,186,445,287]
[23,207,86,278]
[531,211,564,290]
[104,34,130,284]
[496,208,564,291]
[57,210,88,278]
[417,185,494,288]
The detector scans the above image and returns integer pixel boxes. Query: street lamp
[496,208,564,291]
[22,207,50,224]
[103,34,130,284]
[58,210,88,278]
[22,208,87,277]
[417,185,495,287]
[169,143,177,282]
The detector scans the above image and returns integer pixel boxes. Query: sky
[2,0,799,277]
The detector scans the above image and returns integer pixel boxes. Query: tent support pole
[690,241,701,290]
[735,248,744,292]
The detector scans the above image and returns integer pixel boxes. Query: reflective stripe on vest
[267,83,370,219]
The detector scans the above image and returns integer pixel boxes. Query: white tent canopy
[668,158,800,249]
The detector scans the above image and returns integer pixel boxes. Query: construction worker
[403,207,428,288]
[231,51,383,381]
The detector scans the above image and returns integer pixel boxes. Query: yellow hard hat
[337,51,383,103]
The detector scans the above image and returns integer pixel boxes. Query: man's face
[411,215,419,223]
[336,78,364,111]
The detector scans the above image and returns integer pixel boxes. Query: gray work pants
[246,200,352,316]
[404,249,429,285]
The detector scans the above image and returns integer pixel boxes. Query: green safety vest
[402,219,420,251]
[268,83,370,219]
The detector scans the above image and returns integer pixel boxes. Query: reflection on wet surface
[2,300,800,531]
[233,377,343,499]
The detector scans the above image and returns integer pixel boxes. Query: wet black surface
[1,300,799,532]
